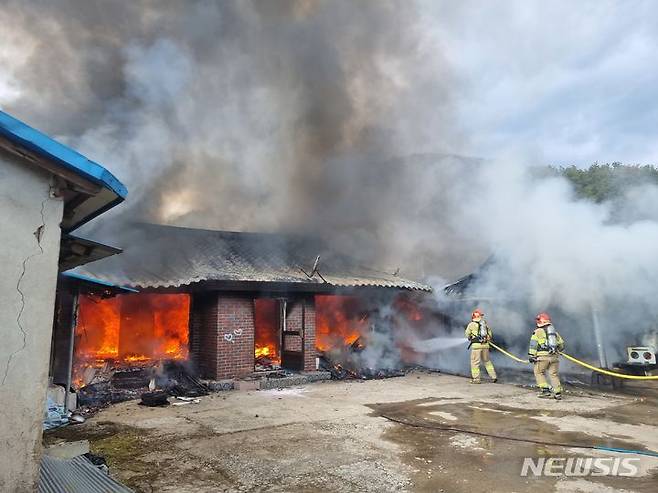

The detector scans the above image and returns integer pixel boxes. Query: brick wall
[283,297,317,371]
[191,291,317,379]
[189,293,219,379]
[303,297,317,371]
[216,295,255,379]
[285,300,304,352]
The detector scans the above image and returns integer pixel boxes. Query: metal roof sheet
[39,455,133,493]
[73,223,431,292]
[61,272,139,293]
[59,234,123,271]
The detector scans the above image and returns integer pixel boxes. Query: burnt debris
[77,359,207,410]
[318,337,406,380]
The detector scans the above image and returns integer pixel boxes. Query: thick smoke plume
[0,0,477,279]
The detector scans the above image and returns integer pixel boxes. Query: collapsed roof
[73,223,432,292]
[443,256,499,300]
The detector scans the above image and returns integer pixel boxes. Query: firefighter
[528,312,565,400]
[465,309,497,384]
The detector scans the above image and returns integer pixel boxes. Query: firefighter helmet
[536,312,551,327]
[472,309,484,321]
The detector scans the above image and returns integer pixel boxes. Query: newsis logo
[521,457,640,477]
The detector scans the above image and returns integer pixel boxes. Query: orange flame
[255,346,275,358]
[254,299,281,365]
[394,296,424,322]
[315,295,369,351]
[73,293,190,387]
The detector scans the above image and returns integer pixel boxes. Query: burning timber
[318,337,407,380]
[77,360,207,410]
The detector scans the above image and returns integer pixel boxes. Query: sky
[419,0,658,165]
[1,1,657,167]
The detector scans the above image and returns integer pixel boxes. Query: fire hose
[488,341,658,380]
[379,414,658,458]
[488,341,530,364]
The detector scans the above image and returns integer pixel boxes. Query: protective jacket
[465,321,493,349]
[528,325,564,357]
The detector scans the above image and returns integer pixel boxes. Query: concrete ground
[46,372,658,492]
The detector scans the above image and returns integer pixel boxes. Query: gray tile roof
[73,223,431,292]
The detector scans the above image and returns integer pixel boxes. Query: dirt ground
[46,372,658,492]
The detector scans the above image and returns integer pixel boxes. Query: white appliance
[626,346,657,365]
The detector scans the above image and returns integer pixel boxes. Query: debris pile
[263,369,296,380]
[43,397,70,431]
[318,337,406,380]
[77,359,207,410]
[255,354,281,372]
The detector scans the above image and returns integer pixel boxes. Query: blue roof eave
[61,271,139,293]
[0,110,127,199]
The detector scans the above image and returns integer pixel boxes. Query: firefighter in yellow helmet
[465,309,497,384]
[528,312,565,400]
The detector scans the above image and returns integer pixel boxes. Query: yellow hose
[488,341,658,380]
[488,341,529,364]
[559,351,658,380]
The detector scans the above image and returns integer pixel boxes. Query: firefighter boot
[553,391,562,400]
[537,388,552,398]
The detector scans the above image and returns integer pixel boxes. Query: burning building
[67,223,431,383]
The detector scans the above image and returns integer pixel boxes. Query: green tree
[548,163,658,203]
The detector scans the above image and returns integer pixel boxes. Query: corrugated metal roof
[444,273,475,297]
[72,223,431,292]
[443,256,516,301]
[39,455,133,493]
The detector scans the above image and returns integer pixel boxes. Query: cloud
[419,0,658,165]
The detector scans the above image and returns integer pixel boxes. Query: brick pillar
[283,296,317,371]
[216,295,255,379]
[303,297,316,371]
[285,301,304,353]
[189,293,219,379]
[188,293,202,373]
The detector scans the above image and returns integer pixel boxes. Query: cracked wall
[0,151,63,492]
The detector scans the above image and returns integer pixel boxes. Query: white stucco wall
[0,152,64,492]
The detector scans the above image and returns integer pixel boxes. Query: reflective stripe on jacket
[528,326,564,356]
[465,321,493,349]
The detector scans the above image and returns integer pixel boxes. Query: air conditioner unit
[627,346,657,365]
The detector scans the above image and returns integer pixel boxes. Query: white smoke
[425,157,658,371]
[483,162,657,310]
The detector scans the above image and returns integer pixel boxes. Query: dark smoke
[0,0,478,279]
